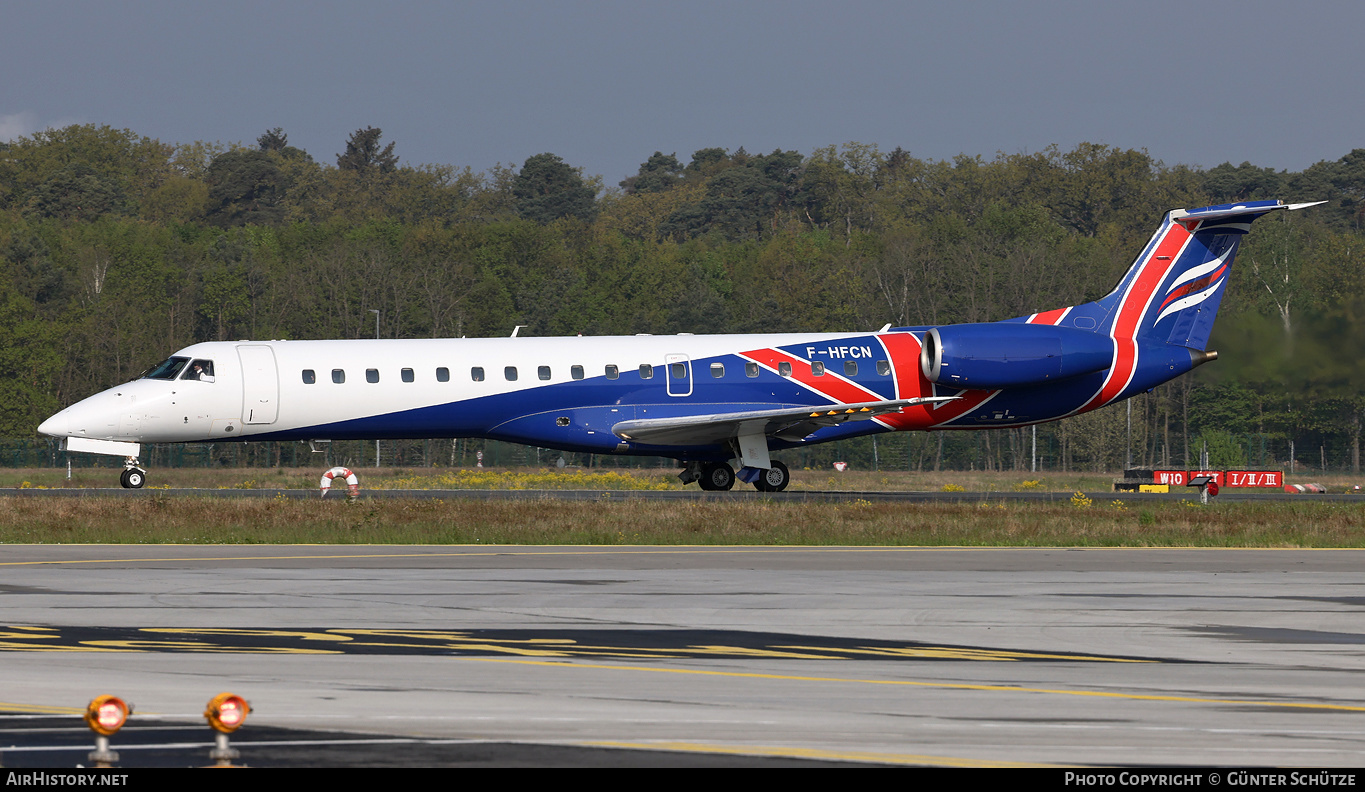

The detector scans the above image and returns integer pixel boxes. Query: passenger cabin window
[877,360,891,376]
[605,365,619,380]
[711,363,724,378]
[183,359,215,382]
[401,368,414,383]
[811,361,825,376]
[778,362,792,377]
[505,366,518,381]
[332,369,345,384]
[436,367,450,382]
[366,369,380,383]
[538,365,551,381]
[143,357,188,381]
[639,364,653,379]
[571,365,584,380]
[302,369,316,385]
[745,362,759,378]
[670,363,686,379]
[844,361,858,377]
[471,367,484,382]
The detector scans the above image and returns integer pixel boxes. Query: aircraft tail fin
[1021,200,1322,351]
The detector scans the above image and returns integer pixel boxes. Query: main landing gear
[697,462,735,491]
[683,460,790,492]
[754,461,790,492]
[119,460,147,489]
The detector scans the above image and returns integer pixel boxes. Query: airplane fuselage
[37,327,1196,462]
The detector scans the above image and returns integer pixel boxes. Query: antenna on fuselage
[511,325,526,337]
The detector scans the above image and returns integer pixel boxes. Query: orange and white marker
[319,466,359,498]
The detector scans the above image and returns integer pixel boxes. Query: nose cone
[39,390,122,440]
[38,411,68,438]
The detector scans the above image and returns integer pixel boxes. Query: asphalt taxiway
[4,545,1365,767]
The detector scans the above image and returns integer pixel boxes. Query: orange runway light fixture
[204,692,252,767]
[84,695,131,767]
[204,692,250,733]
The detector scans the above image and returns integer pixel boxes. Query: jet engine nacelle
[920,323,1114,389]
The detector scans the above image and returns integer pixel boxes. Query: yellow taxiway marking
[776,644,1149,662]
[0,632,1144,663]
[0,701,85,715]
[585,741,1063,768]
[466,657,1365,713]
[0,544,1346,567]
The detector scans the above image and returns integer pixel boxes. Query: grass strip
[3,495,1363,547]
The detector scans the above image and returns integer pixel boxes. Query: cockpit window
[183,359,215,382]
[143,357,189,381]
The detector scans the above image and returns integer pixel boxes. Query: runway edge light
[204,692,251,767]
[84,695,130,767]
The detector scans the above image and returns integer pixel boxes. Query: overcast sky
[3,1,1361,185]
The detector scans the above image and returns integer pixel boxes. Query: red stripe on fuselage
[1078,221,1193,413]
[1028,307,1070,326]
[873,332,997,430]
[739,347,883,407]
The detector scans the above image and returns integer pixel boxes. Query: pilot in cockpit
[187,360,216,383]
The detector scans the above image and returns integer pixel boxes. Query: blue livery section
[922,324,1114,389]
[251,348,901,461]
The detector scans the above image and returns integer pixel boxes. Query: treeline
[1,124,1362,472]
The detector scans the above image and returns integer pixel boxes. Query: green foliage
[687,147,730,176]
[513,153,596,224]
[28,164,129,221]
[0,124,174,215]
[663,148,805,241]
[0,280,61,434]
[206,150,285,226]
[1196,429,1249,468]
[336,127,398,173]
[1204,161,1285,203]
[1292,149,1365,230]
[621,151,684,194]
[257,128,288,152]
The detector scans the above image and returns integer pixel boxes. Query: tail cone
[1190,349,1219,368]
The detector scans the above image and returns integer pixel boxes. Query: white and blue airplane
[38,200,1319,490]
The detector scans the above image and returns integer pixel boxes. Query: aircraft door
[665,353,692,397]
[238,345,279,424]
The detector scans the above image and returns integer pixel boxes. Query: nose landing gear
[119,460,147,489]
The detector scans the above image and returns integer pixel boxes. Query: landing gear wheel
[754,461,790,492]
[698,462,735,491]
[120,468,146,489]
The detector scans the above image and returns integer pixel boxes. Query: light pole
[370,310,380,468]
[1125,399,1133,470]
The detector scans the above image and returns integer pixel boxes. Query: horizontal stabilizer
[612,397,958,447]
[1171,199,1325,228]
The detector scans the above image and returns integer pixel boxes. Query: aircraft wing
[611,397,959,447]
